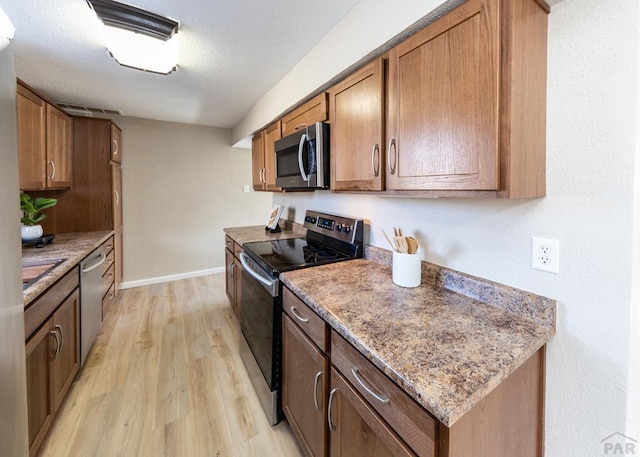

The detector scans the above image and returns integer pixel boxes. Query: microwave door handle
[298,134,309,182]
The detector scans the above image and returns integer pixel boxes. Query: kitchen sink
[22,258,66,289]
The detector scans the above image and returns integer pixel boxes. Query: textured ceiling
[2,0,361,129]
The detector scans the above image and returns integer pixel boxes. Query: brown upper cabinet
[252,121,282,192]
[329,58,385,191]
[385,0,548,197]
[281,92,329,137]
[18,81,73,191]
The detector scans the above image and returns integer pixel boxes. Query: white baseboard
[119,267,225,290]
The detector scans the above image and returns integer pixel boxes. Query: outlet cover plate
[531,237,560,274]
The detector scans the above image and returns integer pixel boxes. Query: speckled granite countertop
[22,231,113,305]
[224,220,305,246]
[280,250,556,427]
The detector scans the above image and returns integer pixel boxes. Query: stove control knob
[336,224,343,232]
[344,225,351,234]
[310,217,317,224]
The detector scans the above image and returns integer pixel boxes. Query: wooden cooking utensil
[381,228,397,252]
[406,237,419,254]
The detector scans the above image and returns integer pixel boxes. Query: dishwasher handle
[82,252,107,274]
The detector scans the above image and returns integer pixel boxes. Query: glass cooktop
[242,237,354,277]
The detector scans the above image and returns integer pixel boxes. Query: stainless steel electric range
[238,210,364,425]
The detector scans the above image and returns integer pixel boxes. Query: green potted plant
[20,192,57,240]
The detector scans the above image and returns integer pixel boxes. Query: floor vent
[55,102,123,117]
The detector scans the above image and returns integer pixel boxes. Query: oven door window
[240,269,279,389]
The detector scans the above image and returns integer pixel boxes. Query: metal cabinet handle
[294,124,307,131]
[55,324,64,352]
[327,388,338,432]
[48,160,56,180]
[229,262,236,279]
[114,190,120,206]
[386,139,397,175]
[112,139,119,156]
[371,144,380,177]
[50,329,60,359]
[290,306,309,323]
[351,367,389,404]
[313,371,323,411]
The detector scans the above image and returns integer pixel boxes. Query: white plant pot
[21,224,43,240]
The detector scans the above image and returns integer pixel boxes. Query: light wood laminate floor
[40,274,303,457]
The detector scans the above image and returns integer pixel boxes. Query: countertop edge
[23,231,114,306]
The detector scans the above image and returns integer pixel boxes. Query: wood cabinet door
[51,289,80,412]
[328,368,416,457]
[111,162,123,231]
[25,320,55,457]
[386,0,499,191]
[17,84,46,190]
[330,58,385,191]
[45,104,73,189]
[111,123,122,163]
[282,315,328,457]
[225,248,236,306]
[252,131,265,190]
[263,121,282,191]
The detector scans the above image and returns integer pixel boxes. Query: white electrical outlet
[243,184,250,193]
[531,237,560,274]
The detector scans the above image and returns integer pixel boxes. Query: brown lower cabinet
[283,314,329,457]
[224,235,243,317]
[25,282,80,457]
[282,286,545,457]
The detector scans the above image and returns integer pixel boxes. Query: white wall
[237,0,640,454]
[116,117,272,286]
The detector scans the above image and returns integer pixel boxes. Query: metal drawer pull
[351,367,390,404]
[387,139,397,175]
[112,139,119,156]
[114,190,120,206]
[327,388,338,431]
[55,325,64,351]
[313,371,322,411]
[371,144,380,177]
[290,306,309,323]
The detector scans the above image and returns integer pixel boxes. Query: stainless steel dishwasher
[80,245,107,366]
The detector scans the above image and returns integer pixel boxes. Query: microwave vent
[55,102,123,117]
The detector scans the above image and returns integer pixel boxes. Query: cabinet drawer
[281,92,328,136]
[102,248,115,276]
[25,266,79,340]
[283,287,327,352]
[102,263,115,299]
[102,283,116,318]
[225,235,234,251]
[331,330,437,457]
[102,236,114,255]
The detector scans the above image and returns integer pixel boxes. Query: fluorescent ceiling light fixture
[87,0,179,75]
[0,7,16,40]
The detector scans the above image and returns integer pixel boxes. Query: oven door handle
[239,252,276,289]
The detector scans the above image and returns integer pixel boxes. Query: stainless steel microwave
[274,122,329,190]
